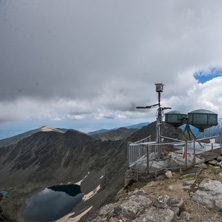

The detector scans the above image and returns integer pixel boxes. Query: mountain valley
[0,122,184,221]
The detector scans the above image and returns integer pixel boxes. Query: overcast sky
[1,0,222,136]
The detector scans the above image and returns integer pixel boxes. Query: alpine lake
[23,184,82,222]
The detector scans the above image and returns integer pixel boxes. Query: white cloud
[51,116,63,121]
[94,113,105,120]
[67,114,85,120]
[116,114,127,119]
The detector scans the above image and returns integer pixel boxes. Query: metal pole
[135,146,138,160]
[130,146,132,165]
[211,142,214,160]
[127,142,130,166]
[193,140,196,164]
[220,134,222,155]
[185,140,188,167]
[157,116,162,158]
[147,145,149,173]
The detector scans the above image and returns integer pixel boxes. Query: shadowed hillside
[93,127,138,141]
[129,121,184,142]
[0,121,185,221]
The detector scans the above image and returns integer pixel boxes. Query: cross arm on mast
[162,107,172,110]
[136,106,152,109]
[136,103,159,109]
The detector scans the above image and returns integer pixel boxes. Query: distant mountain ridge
[88,122,149,135]
[92,127,138,141]
[0,126,64,148]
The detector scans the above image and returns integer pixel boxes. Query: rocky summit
[92,157,222,222]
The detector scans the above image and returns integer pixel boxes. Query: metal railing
[128,134,222,174]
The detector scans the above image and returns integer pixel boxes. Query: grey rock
[147,181,155,187]
[156,175,166,180]
[168,185,173,191]
[116,194,152,219]
[192,178,222,211]
[208,160,220,166]
[179,211,191,220]
[217,156,222,161]
[99,203,115,216]
[194,163,207,169]
[218,161,222,168]
[133,206,174,222]
[198,178,222,192]
[165,170,173,179]
[182,179,195,191]
[167,152,202,168]
[154,195,170,209]
[183,179,195,186]
[215,199,222,212]
[128,189,145,196]
[167,198,184,208]
[171,207,180,216]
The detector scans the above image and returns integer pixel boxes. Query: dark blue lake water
[1,191,8,196]
[24,184,82,222]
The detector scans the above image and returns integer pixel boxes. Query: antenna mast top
[136,83,171,158]
[155,83,164,92]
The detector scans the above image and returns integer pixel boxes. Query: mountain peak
[39,126,64,133]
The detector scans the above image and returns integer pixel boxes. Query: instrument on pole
[136,83,171,158]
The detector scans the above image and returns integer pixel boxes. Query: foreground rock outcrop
[94,189,185,222]
[192,178,222,211]
[92,157,222,222]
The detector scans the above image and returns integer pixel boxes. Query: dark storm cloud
[1,0,222,123]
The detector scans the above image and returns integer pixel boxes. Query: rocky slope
[129,121,184,142]
[93,127,138,141]
[0,122,183,221]
[93,157,222,222]
[0,130,127,221]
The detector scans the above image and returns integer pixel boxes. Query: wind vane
[137,83,171,158]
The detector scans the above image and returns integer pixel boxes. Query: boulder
[154,195,170,209]
[99,203,115,217]
[194,163,207,169]
[168,185,173,191]
[171,207,180,216]
[217,156,222,161]
[106,194,152,220]
[208,160,220,166]
[119,194,152,218]
[182,179,195,191]
[167,198,184,208]
[165,170,173,179]
[192,178,222,211]
[179,211,191,220]
[133,206,174,222]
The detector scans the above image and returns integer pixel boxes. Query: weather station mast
[137,83,171,158]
